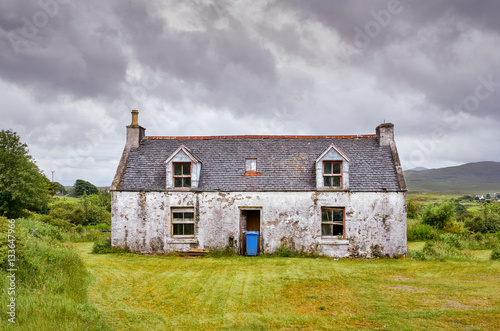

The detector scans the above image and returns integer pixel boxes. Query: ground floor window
[321,207,345,238]
[172,208,195,236]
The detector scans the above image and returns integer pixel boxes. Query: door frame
[239,207,262,255]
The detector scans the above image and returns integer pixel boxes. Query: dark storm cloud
[0,0,127,101]
[111,0,290,116]
[275,0,500,120]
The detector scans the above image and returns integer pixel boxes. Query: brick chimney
[126,110,146,149]
[376,123,394,146]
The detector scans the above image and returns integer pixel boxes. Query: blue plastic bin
[246,231,259,256]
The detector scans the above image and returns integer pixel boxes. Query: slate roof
[118,135,402,192]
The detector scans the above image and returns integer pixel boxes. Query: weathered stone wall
[111,190,407,257]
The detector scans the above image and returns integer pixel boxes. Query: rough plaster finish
[315,147,350,189]
[112,190,407,257]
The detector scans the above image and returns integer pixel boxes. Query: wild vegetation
[0,217,110,331]
[407,192,500,261]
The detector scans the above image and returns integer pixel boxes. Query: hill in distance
[404,161,500,194]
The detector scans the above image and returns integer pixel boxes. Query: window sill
[316,188,349,192]
[319,239,349,245]
[167,238,198,244]
[167,188,197,192]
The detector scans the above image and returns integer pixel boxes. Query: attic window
[245,159,257,172]
[323,161,342,188]
[173,162,191,188]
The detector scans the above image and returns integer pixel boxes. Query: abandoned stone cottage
[111,110,407,257]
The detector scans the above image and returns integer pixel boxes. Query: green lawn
[74,243,500,330]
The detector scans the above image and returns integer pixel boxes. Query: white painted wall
[111,190,407,258]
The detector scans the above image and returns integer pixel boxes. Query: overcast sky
[1,0,499,186]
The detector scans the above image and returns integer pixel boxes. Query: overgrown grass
[0,218,110,331]
[74,243,500,330]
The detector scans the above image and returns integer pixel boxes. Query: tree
[0,130,51,218]
[74,179,99,197]
[52,182,68,195]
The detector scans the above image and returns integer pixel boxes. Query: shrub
[491,246,500,260]
[438,233,462,249]
[50,201,85,225]
[39,214,73,230]
[92,237,129,254]
[408,223,435,241]
[407,199,421,219]
[443,221,465,235]
[275,244,293,257]
[421,201,455,229]
[463,210,500,234]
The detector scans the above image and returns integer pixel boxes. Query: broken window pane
[174,178,183,187]
[332,176,341,187]
[332,224,343,236]
[323,176,332,187]
[183,178,191,187]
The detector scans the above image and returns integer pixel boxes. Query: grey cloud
[0,1,127,101]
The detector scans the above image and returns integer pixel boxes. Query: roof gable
[316,144,350,163]
[164,145,201,164]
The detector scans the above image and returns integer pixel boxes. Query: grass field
[74,243,500,330]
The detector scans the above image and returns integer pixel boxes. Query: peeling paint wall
[111,190,406,258]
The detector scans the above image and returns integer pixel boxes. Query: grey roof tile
[119,137,401,192]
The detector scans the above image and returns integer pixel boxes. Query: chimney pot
[131,110,139,126]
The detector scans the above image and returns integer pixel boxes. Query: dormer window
[323,161,342,188]
[165,146,201,190]
[245,159,257,172]
[173,162,191,188]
